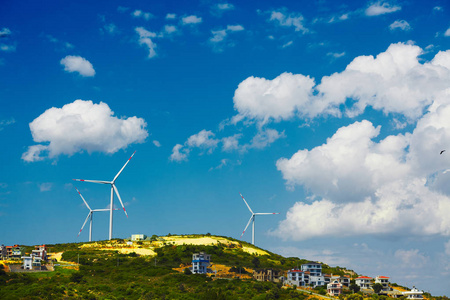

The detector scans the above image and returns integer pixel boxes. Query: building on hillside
[253,269,281,282]
[0,245,7,259]
[301,262,325,287]
[286,269,309,287]
[355,276,372,289]
[331,275,351,287]
[32,245,47,261]
[191,252,211,274]
[375,276,390,291]
[10,245,24,259]
[324,274,332,284]
[22,256,33,270]
[301,262,322,276]
[402,287,424,299]
[131,234,147,241]
[327,280,343,296]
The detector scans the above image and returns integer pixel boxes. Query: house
[331,275,351,287]
[375,276,390,291]
[301,262,325,287]
[286,269,309,287]
[402,287,424,299]
[22,256,33,270]
[32,245,47,261]
[253,269,281,282]
[355,276,372,289]
[10,245,24,259]
[0,245,7,259]
[191,252,211,274]
[327,280,343,296]
[131,234,147,241]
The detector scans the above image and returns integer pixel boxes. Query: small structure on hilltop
[301,262,325,287]
[131,234,147,241]
[253,269,282,283]
[375,275,390,291]
[32,245,47,261]
[191,252,211,274]
[327,279,343,296]
[402,287,424,299]
[355,276,373,290]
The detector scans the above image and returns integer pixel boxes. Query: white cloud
[282,41,293,48]
[209,159,229,171]
[186,130,219,151]
[209,25,244,51]
[60,55,95,77]
[166,13,176,19]
[227,25,244,32]
[269,10,308,33]
[221,134,242,151]
[232,72,316,125]
[445,28,450,37]
[39,182,53,192]
[0,44,16,52]
[0,118,15,131]
[164,25,177,35]
[135,27,157,58]
[22,100,148,162]
[132,10,153,20]
[433,6,443,12]
[365,1,401,16]
[170,144,188,162]
[327,52,346,58]
[103,23,118,35]
[153,140,161,147]
[182,15,202,25]
[0,28,11,37]
[389,20,411,31]
[245,128,285,150]
[217,3,234,11]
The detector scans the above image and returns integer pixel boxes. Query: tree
[184,268,192,275]
[372,283,383,294]
[252,257,260,268]
[349,283,360,293]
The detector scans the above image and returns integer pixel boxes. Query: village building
[0,245,7,259]
[32,245,47,261]
[375,275,390,291]
[131,234,147,241]
[253,269,281,282]
[286,269,309,287]
[402,287,424,299]
[191,252,211,274]
[355,276,373,289]
[327,279,343,296]
[331,275,351,287]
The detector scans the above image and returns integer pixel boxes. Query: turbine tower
[239,192,279,246]
[74,151,135,240]
[75,187,112,242]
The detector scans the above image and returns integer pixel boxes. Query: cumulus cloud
[132,10,153,20]
[445,240,450,256]
[60,55,95,77]
[0,118,15,131]
[0,28,12,37]
[232,72,315,125]
[164,25,177,35]
[365,1,401,16]
[211,3,235,16]
[170,144,188,162]
[269,10,308,33]
[182,15,202,25]
[389,20,411,31]
[136,27,157,58]
[274,92,450,240]
[39,182,53,192]
[209,24,244,51]
[166,13,176,19]
[445,28,450,37]
[152,140,161,147]
[22,100,148,162]
[233,43,450,125]
[395,249,428,267]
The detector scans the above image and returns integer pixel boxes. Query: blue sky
[1,0,450,295]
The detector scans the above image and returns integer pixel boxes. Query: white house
[375,275,390,291]
[355,276,372,289]
[402,287,424,299]
[131,234,147,241]
[301,262,325,287]
[327,280,343,296]
[286,269,309,287]
[191,252,211,274]
[22,256,33,270]
[331,275,351,287]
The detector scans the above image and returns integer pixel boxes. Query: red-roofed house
[327,280,343,296]
[355,276,372,289]
[375,276,390,291]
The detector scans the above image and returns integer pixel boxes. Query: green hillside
[0,234,440,300]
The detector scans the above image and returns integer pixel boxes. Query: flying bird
[440,150,446,155]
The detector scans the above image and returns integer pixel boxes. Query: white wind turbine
[73,151,135,240]
[75,187,115,242]
[239,192,279,246]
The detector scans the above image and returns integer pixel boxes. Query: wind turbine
[75,187,114,242]
[73,151,135,240]
[239,192,279,246]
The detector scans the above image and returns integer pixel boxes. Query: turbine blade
[239,192,253,214]
[254,213,280,215]
[75,187,91,211]
[113,151,136,183]
[73,179,110,184]
[77,212,91,237]
[113,184,128,218]
[92,209,118,212]
[240,215,253,239]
